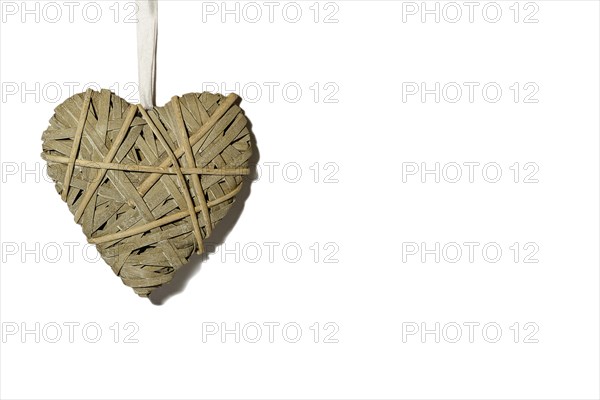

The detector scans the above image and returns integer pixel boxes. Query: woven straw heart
[41,89,252,297]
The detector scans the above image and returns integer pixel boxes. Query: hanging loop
[136,0,158,109]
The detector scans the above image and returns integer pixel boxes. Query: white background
[1,1,599,399]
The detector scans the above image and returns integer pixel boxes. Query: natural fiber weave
[41,89,252,297]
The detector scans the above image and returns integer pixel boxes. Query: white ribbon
[136,0,158,109]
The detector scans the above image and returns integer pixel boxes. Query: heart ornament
[41,89,252,297]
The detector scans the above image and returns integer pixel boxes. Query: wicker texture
[41,89,252,297]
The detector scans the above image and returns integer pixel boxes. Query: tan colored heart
[41,89,253,297]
